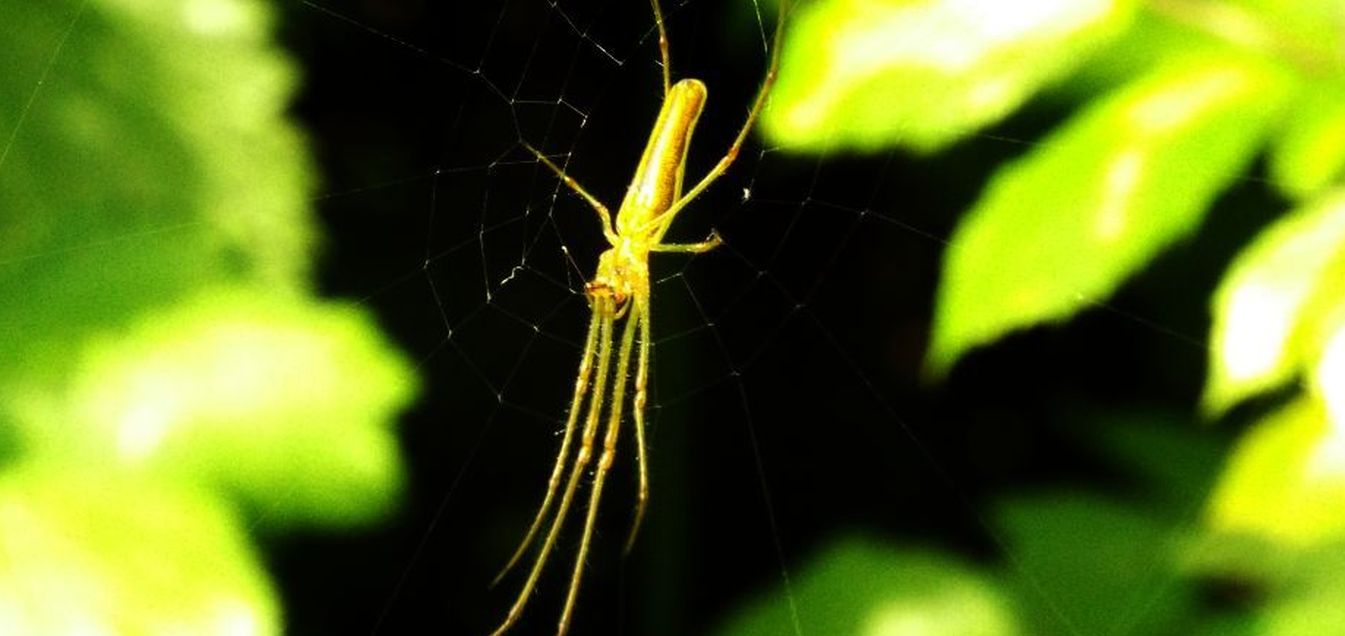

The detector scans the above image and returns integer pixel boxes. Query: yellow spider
[490,1,786,634]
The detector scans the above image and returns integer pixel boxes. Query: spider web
[277,1,1271,635]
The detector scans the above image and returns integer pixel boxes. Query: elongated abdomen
[616,78,707,233]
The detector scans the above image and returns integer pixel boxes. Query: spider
[490,1,786,633]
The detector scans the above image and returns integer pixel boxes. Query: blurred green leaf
[1063,9,1232,97]
[1204,190,1345,415]
[1268,85,1345,199]
[1206,397,1345,546]
[996,494,1197,636]
[0,0,314,393]
[0,465,278,635]
[0,0,418,631]
[928,56,1287,374]
[1070,0,1345,98]
[12,289,418,529]
[761,0,1137,154]
[1258,585,1345,636]
[1254,543,1345,636]
[1091,411,1226,512]
[1229,0,1345,73]
[715,536,1020,636]
[1316,320,1345,429]
[1183,534,1345,635]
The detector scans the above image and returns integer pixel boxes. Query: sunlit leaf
[1268,84,1345,200]
[1204,190,1345,415]
[1314,319,1345,429]
[1206,397,1345,546]
[928,57,1287,375]
[1062,10,1230,97]
[996,494,1197,636]
[0,466,278,636]
[12,289,418,529]
[1231,0,1345,73]
[760,0,1137,154]
[715,536,1019,636]
[1069,0,1345,98]
[0,0,314,390]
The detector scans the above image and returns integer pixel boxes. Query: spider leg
[491,307,603,587]
[559,300,640,634]
[524,141,618,244]
[651,229,722,254]
[491,298,617,636]
[625,302,652,554]
[641,0,788,238]
[649,0,672,95]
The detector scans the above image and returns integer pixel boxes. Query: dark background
[269,1,1271,634]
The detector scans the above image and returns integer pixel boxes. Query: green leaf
[1230,0,1345,73]
[0,465,278,635]
[1061,9,1234,98]
[1205,397,1345,546]
[1070,0,1345,97]
[1184,536,1345,635]
[0,0,315,390]
[12,289,418,529]
[1090,410,1225,512]
[996,494,1197,636]
[1268,84,1345,199]
[1259,587,1345,636]
[1204,190,1345,414]
[761,0,1138,154]
[1253,543,1345,636]
[928,57,1287,375]
[715,536,1020,636]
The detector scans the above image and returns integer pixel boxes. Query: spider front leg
[559,297,641,634]
[637,0,787,237]
[491,307,604,588]
[490,297,618,636]
[648,0,672,95]
[625,301,653,554]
